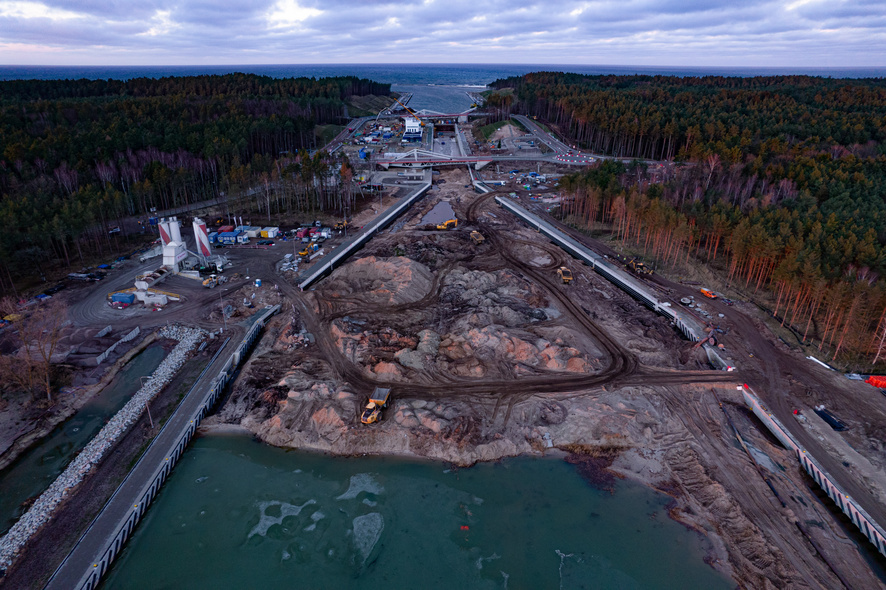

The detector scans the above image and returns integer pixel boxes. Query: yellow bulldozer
[557,267,573,284]
[436,219,458,230]
[627,257,653,275]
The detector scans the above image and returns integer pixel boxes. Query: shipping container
[110,292,136,304]
[208,231,218,244]
[218,231,240,245]
[261,227,279,238]
[218,225,235,233]
[236,233,250,244]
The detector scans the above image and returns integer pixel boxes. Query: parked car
[43,284,66,295]
[257,239,274,246]
[108,227,121,235]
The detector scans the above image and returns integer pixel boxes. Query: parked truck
[470,231,485,245]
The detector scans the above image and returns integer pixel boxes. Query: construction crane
[390,96,425,126]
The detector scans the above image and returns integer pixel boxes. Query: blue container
[111,292,136,304]
[255,279,262,287]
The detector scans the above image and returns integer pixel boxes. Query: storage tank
[169,216,183,245]
[158,219,173,246]
[192,217,212,257]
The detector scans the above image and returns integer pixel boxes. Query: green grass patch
[347,94,397,117]
[477,120,510,140]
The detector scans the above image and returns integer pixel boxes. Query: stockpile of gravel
[0,325,206,571]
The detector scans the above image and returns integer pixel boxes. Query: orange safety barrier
[866,375,886,388]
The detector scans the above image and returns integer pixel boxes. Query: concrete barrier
[741,384,886,557]
[299,181,432,290]
[95,327,141,365]
[495,196,707,343]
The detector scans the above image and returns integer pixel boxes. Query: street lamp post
[140,376,154,429]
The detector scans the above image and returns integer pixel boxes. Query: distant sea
[1,63,884,85]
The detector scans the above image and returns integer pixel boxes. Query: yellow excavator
[436,219,458,230]
[557,267,573,284]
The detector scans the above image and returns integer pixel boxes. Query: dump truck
[470,231,485,245]
[361,387,391,424]
[436,219,458,230]
[202,274,228,289]
[557,267,573,284]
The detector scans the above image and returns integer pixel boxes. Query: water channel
[103,434,732,589]
[0,344,167,536]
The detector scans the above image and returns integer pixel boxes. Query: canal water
[0,344,167,536]
[420,201,457,226]
[103,434,732,589]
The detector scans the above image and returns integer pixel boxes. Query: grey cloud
[1,0,884,66]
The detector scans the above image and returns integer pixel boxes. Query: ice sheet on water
[352,513,384,563]
[336,473,383,500]
[475,552,500,570]
[362,499,377,507]
[248,499,316,538]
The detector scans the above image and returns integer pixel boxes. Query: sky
[0,0,883,66]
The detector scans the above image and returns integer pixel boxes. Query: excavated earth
[209,180,886,589]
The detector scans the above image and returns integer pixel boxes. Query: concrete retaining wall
[95,327,141,365]
[741,384,886,557]
[56,306,280,590]
[299,181,432,290]
[0,325,201,571]
[496,196,708,343]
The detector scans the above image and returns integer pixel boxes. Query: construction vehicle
[436,219,458,230]
[361,387,391,424]
[470,231,485,245]
[202,274,228,289]
[700,288,717,299]
[557,267,573,284]
[333,220,349,231]
[626,257,653,275]
[299,243,319,258]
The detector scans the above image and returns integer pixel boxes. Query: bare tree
[0,297,69,403]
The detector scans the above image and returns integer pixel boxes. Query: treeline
[488,72,886,162]
[499,72,886,365]
[0,74,389,292]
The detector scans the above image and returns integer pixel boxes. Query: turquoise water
[103,434,732,589]
[0,344,167,536]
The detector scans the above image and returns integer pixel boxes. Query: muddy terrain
[207,170,886,589]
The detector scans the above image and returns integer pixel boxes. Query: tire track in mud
[286,190,733,415]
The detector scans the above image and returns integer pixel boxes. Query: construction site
[3,104,886,590]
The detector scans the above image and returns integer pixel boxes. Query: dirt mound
[325,256,433,305]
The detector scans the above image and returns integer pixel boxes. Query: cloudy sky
[0,0,883,66]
